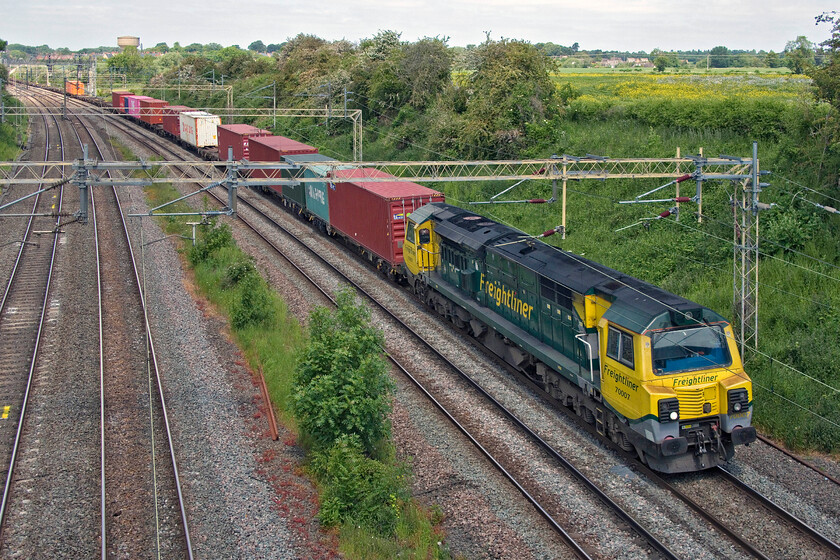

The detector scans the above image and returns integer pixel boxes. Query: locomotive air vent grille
[675,387,718,417]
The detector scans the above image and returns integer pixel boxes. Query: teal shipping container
[282,154,348,224]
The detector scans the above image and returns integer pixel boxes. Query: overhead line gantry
[0,146,765,351]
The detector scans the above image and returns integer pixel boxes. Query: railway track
[71,90,673,558]
[44,88,840,559]
[0,90,66,539]
[67,89,194,559]
[0,85,193,558]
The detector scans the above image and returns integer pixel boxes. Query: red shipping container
[111,90,133,113]
[162,106,192,136]
[249,136,318,196]
[125,95,153,118]
[328,168,444,267]
[217,124,272,161]
[138,98,169,125]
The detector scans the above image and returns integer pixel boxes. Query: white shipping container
[179,111,221,148]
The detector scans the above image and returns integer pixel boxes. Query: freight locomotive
[56,83,757,472]
[402,203,756,473]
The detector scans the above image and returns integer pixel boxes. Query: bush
[189,222,234,264]
[223,258,257,287]
[311,435,409,533]
[231,273,276,330]
[292,288,394,456]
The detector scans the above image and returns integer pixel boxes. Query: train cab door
[405,219,438,275]
[416,223,438,272]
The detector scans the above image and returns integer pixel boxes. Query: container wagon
[327,168,444,276]
[217,124,272,161]
[111,90,134,113]
[161,105,192,137]
[179,111,221,148]
[280,153,350,226]
[125,95,154,118]
[138,97,169,126]
[248,136,319,201]
[65,80,85,95]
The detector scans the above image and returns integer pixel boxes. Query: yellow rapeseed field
[555,72,810,103]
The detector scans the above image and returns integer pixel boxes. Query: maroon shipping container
[249,136,318,197]
[328,168,445,267]
[161,105,192,137]
[138,98,169,125]
[217,124,272,160]
[111,90,133,113]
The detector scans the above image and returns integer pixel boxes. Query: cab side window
[606,326,635,369]
[418,228,431,244]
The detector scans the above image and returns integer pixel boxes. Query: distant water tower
[117,36,140,50]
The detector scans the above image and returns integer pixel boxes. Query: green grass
[339,502,452,559]
[0,94,27,162]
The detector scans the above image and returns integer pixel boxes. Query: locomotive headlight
[728,388,749,414]
[658,398,680,422]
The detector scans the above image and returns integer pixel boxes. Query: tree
[266,43,283,53]
[461,38,560,157]
[651,48,678,72]
[216,46,253,79]
[809,12,840,186]
[106,46,147,79]
[812,12,840,103]
[709,45,731,68]
[654,55,668,72]
[153,42,169,53]
[784,35,815,74]
[0,39,7,83]
[398,37,453,109]
[765,50,783,68]
[248,40,266,52]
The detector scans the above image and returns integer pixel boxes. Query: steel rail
[0,89,65,543]
[756,434,840,487]
[56,90,195,560]
[717,466,840,558]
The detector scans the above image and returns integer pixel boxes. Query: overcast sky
[2,0,836,53]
